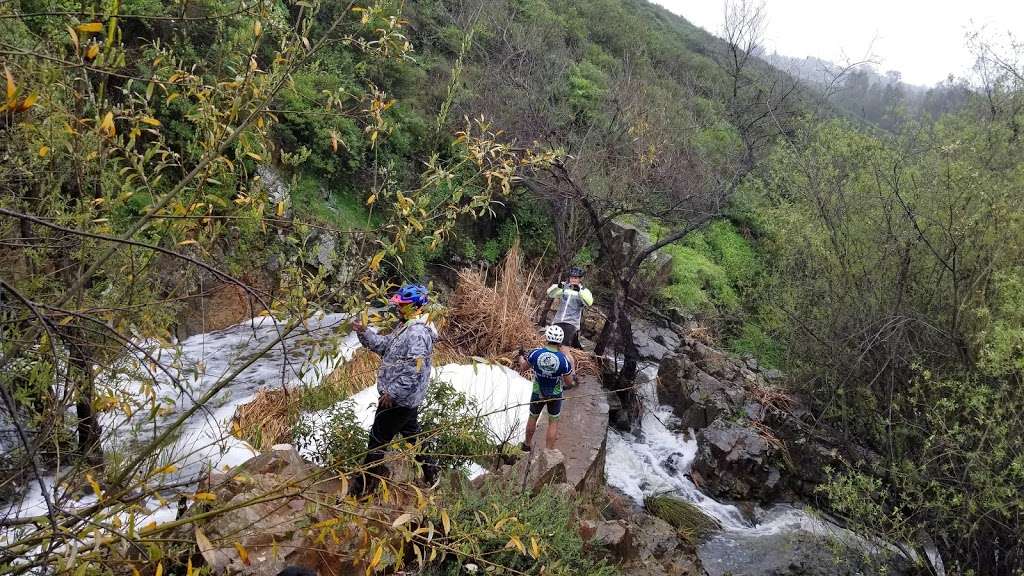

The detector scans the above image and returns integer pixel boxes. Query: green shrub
[293,380,496,471]
[290,172,375,230]
[728,322,782,369]
[656,220,758,317]
[427,482,618,576]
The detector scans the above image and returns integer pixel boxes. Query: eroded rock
[692,420,782,501]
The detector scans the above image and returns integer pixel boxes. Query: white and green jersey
[547,283,594,329]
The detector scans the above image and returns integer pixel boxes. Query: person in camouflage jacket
[350,284,438,496]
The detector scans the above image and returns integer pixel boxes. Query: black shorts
[555,322,580,348]
[529,392,563,419]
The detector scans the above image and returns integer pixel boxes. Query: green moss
[656,220,758,316]
[290,172,376,230]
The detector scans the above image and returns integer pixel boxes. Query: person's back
[519,325,575,451]
[526,345,572,397]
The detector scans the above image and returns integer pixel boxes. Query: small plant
[644,494,722,543]
[292,379,497,470]
[427,481,618,576]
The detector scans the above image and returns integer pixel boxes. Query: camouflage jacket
[357,317,437,408]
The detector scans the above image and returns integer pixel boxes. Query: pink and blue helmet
[388,283,429,308]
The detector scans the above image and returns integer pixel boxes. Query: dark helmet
[568,266,585,278]
[389,283,429,307]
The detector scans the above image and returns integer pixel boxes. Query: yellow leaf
[38,146,49,158]
[253,20,262,37]
[234,542,250,565]
[276,201,285,217]
[192,492,217,502]
[77,22,104,33]
[85,473,102,500]
[177,239,198,246]
[18,94,37,111]
[330,131,338,152]
[506,535,525,554]
[440,509,451,535]
[86,43,100,59]
[369,543,384,569]
[131,567,140,576]
[186,558,193,576]
[365,194,377,206]
[154,563,163,576]
[67,26,80,51]
[368,251,384,272]
[392,513,413,528]
[311,518,340,530]
[154,464,177,475]
[4,65,15,108]
[415,357,424,373]
[140,116,161,126]
[100,111,115,137]
[245,151,262,161]
[530,536,540,558]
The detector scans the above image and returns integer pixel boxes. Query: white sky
[652,0,1024,86]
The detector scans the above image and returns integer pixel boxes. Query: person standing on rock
[518,325,575,451]
[350,283,439,496]
[546,266,593,349]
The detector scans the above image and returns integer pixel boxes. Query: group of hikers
[349,267,594,496]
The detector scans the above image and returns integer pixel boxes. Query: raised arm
[356,326,393,356]
[579,287,594,306]
[546,283,564,299]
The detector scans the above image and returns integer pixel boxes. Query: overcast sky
[652,0,1024,86]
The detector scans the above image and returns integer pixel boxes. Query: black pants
[361,403,437,489]
[556,322,583,349]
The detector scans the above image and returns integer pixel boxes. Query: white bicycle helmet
[544,325,565,344]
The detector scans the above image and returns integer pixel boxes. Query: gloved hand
[571,284,581,291]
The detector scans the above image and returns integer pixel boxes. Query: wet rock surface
[532,373,609,492]
[655,336,881,502]
[699,512,915,576]
[693,420,782,501]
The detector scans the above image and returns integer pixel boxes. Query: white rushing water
[4,313,359,534]
[603,362,912,574]
[5,314,906,573]
[298,362,533,460]
[4,314,535,541]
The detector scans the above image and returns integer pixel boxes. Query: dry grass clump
[443,243,598,379]
[644,494,722,543]
[444,243,541,359]
[232,388,297,450]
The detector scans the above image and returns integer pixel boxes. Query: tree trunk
[68,328,103,464]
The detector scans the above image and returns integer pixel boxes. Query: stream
[5,317,911,574]
[605,363,913,575]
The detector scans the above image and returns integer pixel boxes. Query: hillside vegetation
[3,0,1024,573]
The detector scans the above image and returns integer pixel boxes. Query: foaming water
[4,313,358,534]
[603,362,891,541]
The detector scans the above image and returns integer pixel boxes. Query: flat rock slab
[531,373,609,491]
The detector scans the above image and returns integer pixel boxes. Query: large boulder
[192,445,367,575]
[692,420,783,501]
[631,317,681,362]
[532,374,609,493]
[621,513,704,576]
[580,519,633,559]
[657,354,744,430]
